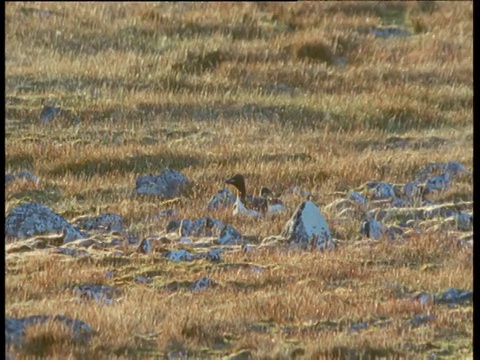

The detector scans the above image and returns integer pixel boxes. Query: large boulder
[5,202,85,243]
[281,201,334,250]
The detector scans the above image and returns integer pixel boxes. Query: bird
[225,174,285,217]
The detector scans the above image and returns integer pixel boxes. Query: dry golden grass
[5,1,472,358]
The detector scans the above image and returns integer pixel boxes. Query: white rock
[281,201,333,250]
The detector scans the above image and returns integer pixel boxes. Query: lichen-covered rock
[217,224,242,245]
[135,169,193,198]
[178,217,224,237]
[415,161,471,181]
[348,191,367,206]
[5,202,85,243]
[207,188,237,211]
[281,201,333,250]
[403,181,424,199]
[425,173,450,193]
[5,315,93,347]
[370,182,397,200]
[71,213,124,233]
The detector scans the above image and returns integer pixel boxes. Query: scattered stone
[454,212,473,231]
[39,105,62,124]
[348,191,367,206]
[425,173,450,193]
[371,26,411,38]
[164,249,193,262]
[72,285,121,305]
[437,288,473,305]
[5,170,40,185]
[135,169,193,198]
[71,213,124,233]
[403,181,424,199]
[188,277,218,292]
[360,219,389,240]
[56,247,90,258]
[157,209,178,219]
[281,201,334,250]
[136,238,152,254]
[415,161,471,181]
[348,321,369,333]
[5,315,93,347]
[409,314,435,328]
[414,288,473,306]
[166,219,182,233]
[178,217,225,237]
[217,224,242,245]
[178,237,193,244]
[370,182,397,200]
[207,188,237,211]
[5,202,85,243]
[204,248,222,262]
[135,276,153,284]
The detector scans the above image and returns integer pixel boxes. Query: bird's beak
[225,178,234,184]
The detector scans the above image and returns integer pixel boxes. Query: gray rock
[179,217,224,237]
[72,285,121,305]
[188,277,218,292]
[166,219,182,233]
[5,315,93,347]
[217,224,242,245]
[71,213,124,233]
[207,188,237,211]
[164,249,193,262]
[425,173,450,193]
[360,219,392,240]
[281,201,333,250]
[135,169,193,198]
[371,182,397,200]
[5,202,85,243]
[39,105,62,124]
[455,211,473,231]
